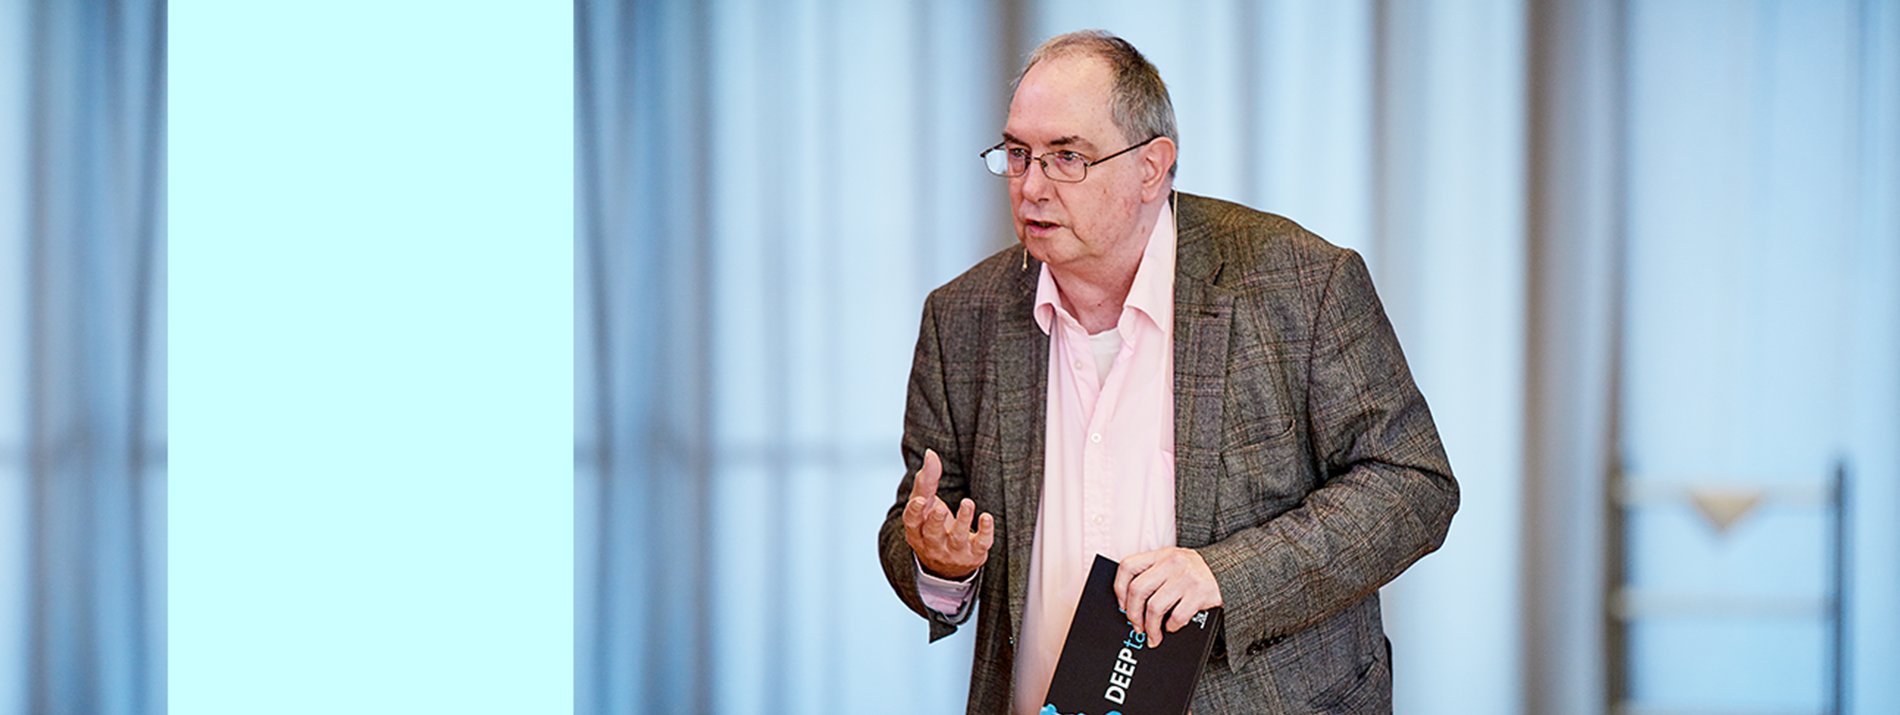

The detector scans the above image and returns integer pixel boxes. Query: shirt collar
[1033,199,1177,337]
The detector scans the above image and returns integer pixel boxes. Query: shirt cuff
[915,557,979,619]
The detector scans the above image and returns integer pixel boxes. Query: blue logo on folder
[1041,705,1120,715]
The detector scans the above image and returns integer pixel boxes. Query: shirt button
[1093,515,1105,525]
[1073,360,1087,371]
[1090,433,1102,443]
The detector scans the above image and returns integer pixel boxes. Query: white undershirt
[1087,327,1122,388]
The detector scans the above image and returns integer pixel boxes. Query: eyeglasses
[980,136,1159,183]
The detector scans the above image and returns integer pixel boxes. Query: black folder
[1041,554,1222,715]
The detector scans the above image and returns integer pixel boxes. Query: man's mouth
[1024,219,1060,232]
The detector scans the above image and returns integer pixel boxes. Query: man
[878,30,1457,714]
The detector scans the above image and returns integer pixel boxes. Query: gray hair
[1013,30,1178,177]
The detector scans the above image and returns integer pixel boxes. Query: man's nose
[1019,160,1056,198]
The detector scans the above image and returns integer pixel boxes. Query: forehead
[1005,54,1120,147]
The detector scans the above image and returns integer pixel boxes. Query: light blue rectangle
[170,3,571,713]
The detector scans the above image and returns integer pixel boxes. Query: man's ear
[1140,137,1178,202]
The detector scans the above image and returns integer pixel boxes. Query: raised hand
[902,449,995,580]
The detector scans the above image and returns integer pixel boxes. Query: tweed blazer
[878,192,1458,714]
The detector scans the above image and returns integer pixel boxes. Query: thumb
[919,448,942,494]
[909,448,943,501]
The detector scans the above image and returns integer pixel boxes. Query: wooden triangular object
[1688,488,1765,535]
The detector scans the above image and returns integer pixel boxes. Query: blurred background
[1,0,167,714]
[0,1,1893,714]
[574,1,1896,715]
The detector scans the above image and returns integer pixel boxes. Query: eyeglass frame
[979,135,1161,183]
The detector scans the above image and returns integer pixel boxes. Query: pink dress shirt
[1018,202,1178,714]
[916,203,1179,715]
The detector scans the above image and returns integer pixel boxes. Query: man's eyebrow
[999,132,1097,151]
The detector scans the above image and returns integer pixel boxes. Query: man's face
[1002,55,1150,273]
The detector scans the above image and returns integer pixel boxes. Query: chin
[1016,241,1040,264]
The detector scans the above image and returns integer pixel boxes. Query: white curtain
[576,2,998,711]
[0,1,167,714]
[1614,1,1900,712]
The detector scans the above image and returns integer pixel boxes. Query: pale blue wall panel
[1845,0,1900,709]
[1618,0,1889,711]
[1250,0,1375,249]
[1371,4,1527,715]
[0,0,25,704]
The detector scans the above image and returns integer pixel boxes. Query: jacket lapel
[1172,195,1232,549]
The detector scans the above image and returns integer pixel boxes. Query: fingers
[946,498,976,549]
[922,499,951,548]
[1113,548,1221,649]
[1144,582,1183,647]
[1115,550,1162,634]
[1114,562,1135,614]
[904,499,946,554]
[911,506,993,580]
[1124,566,1184,647]
[1164,593,1202,633]
[1115,551,1157,603]
[902,493,928,530]
[973,513,996,555]
[1123,562,1168,644]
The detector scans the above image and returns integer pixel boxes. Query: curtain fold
[6,1,167,714]
[575,1,997,712]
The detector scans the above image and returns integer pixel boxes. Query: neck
[1049,196,1167,333]
[1053,272,1133,334]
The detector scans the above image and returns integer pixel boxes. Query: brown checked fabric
[879,192,1458,714]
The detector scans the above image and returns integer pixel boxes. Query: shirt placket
[1050,319,1099,557]
[1084,329,1127,556]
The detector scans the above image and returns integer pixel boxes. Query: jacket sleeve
[1195,249,1459,674]
[878,292,981,642]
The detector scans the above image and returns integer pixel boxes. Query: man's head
[1014,32,1178,177]
[1000,31,1178,275]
